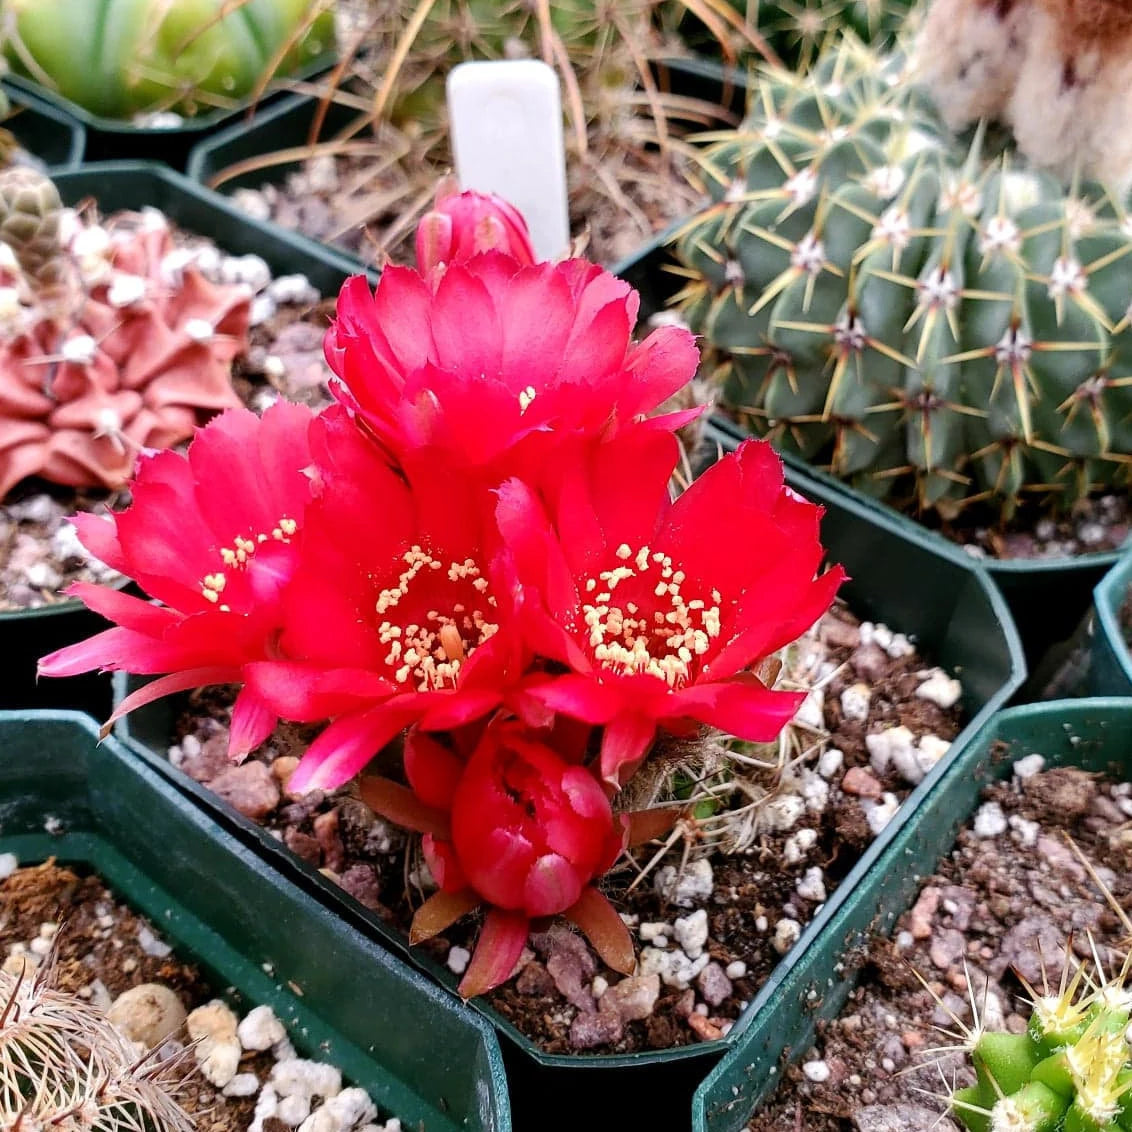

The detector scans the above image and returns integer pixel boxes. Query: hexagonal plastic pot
[612,233,1126,675]
[0,710,511,1132]
[111,430,1024,1132]
[690,696,1132,1131]
[3,47,335,171]
[0,160,368,718]
[1087,548,1132,695]
[2,83,85,167]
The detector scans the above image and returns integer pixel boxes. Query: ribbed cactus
[673,40,1132,517]
[0,958,192,1131]
[949,958,1132,1132]
[0,0,335,119]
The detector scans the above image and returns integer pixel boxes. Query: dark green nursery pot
[3,49,335,172]
[6,161,367,717]
[1088,550,1132,695]
[113,435,1024,1132]
[690,697,1132,1131]
[2,84,85,167]
[614,234,1127,674]
[0,710,510,1132]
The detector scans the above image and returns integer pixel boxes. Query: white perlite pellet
[973,801,1008,838]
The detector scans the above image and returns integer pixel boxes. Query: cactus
[0,0,335,120]
[669,0,918,71]
[0,955,192,1132]
[947,956,1132,1132]
[672,39,1132,517]
[0,167,250,498]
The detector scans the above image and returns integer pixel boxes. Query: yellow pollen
[578,544,723,689]
[211,515,298,584]
[374,546,500,692]
[518,386,537,413]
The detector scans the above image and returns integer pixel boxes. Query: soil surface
[164,600,964,1054]
[0,857,400,1132]
[744,759,1132,1131]
[229,134,707,270]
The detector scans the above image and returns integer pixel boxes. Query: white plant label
[446,59,570,261]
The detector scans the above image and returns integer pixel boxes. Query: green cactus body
[674,40,1132,518]
[946,958,1132,1132]
[679,0,916,71]
[3,0,334,119]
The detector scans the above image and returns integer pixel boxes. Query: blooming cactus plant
[41,185,844,998]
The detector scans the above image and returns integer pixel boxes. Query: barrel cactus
[672,39,1132,517]
[948,957,1132,1132]
[0,0,335,120]
[0,167,250,497]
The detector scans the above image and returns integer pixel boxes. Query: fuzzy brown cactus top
[0,168,250,499]
[916,0,1132,190]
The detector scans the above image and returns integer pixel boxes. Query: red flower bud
[415,186,537,275]
[447,720,624,918]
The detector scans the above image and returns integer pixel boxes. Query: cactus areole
[2,0,335,120]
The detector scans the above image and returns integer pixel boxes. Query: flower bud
[415,186,537,275]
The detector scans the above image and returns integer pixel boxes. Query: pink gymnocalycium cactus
[415,183,537,277]
[0,189,250,499]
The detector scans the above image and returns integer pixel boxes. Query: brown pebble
[208,761,280,820]
[569,1010,623,1049]
[272,756,300,791]
[687,1012,723,1041]
[907,886,939,940]
[313,808,345,873]
[284,827,321,865]
[842,767,883,800]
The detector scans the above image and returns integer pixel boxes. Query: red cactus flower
[497,433,847,787]
[242,407,527,795]
[415,184,536,277]
[361,719,634,998]
[37,402,317,756]
[322,253,701,483]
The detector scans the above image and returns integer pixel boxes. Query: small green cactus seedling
[0,956,192,1131]
[945,955,1132,1132]
[1,0,335,120]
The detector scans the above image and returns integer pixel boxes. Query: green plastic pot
[612,235,1127,674]
[3,160,369,717]
[1088,549,1132,695]
[184,58,748,267]
[690,696,1132,1131]
[112,432,1024,1132]
[0,710,510,1131]
[3,45,335,172]
[2,83,85,167]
